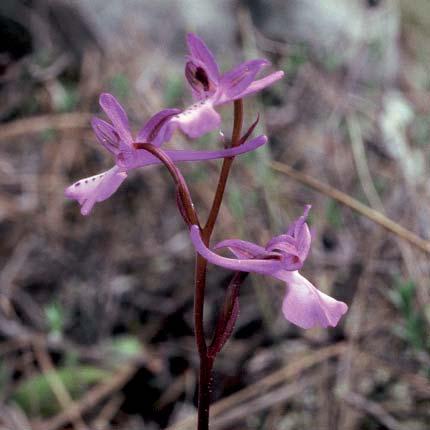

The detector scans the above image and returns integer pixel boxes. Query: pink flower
[168,33,284,139]
[65,93,268,215]
[189,206,348,329]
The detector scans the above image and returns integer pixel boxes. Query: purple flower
[167,33,284,139]
[189,206,348,329]
[65,93,267,215]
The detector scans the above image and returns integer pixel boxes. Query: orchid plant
[66,33,348,429]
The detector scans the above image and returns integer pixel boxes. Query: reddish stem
[203,100,244,237]
[133,142,200,228]
[194,100,243,430]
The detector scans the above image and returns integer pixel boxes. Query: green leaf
[12,365,111,417]
[109,335,142,361]
[44,303,64,336]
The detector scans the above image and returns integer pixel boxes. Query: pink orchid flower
[167,33,284,138]
[189,206,348,329]
[65,93,267,215]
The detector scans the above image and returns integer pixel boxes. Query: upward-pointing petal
[99,93,133,146]
[186,33,220,83]
[288,205,312,261]
[91,117,120,155]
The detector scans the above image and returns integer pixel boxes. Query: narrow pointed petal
[99,93,132,146]
[234,70,284,99]
[136,108,181,147]
[91,117,120,155]
[190,225,282,275]
[186,33,220,83]
[296,223,311,261]
[287,205,311,236]
[118,136,267,170]
[213,239,267,259]
[220,59,269,100]
[287,205,312,261]
[277,271,348,329]
[169,100,221,138]
[65,166,127,216]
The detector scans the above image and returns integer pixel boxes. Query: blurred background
[0,0,429,429]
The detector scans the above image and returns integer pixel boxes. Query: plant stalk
[195,100,243,430]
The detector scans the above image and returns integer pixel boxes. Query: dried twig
[32,340,89,430]
[342,391,404,430]
[167,343,346,430]
[270,161,430,254]
[0,113,92,141]
[346,114,384,212]
[36,362,138,430]
[212,373,328,429]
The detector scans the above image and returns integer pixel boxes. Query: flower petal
[276,271,348,329]
[234,70,284,99]
[287,205,312,261]
[186,33,220,83]
[65,166,127,216]
[213,239,267,259]
[118,136,267,170]
[99,93,132,146]
[136,108,181,147]
[169,100,221,138]
[190,225,282,275]
[266,234,297,254]
[219,59,270,101]
[91,117,120,155]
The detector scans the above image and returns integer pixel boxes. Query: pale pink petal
[65,166,127,216]
[118,135,267,170]
[169,100,221,138]
[220,59,269,100]
[99,93,132,146]
[276,271,348,329]
[287,205,312,261]
[234,70,284,99]
[214,239,267,259]
[190,225,282,275]
[186,33,220,83]
[266,235,297,254]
